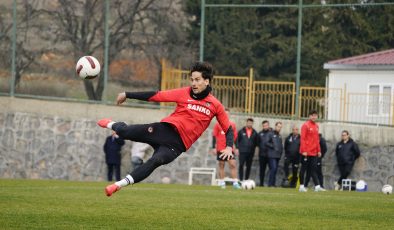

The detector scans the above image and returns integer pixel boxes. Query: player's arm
[215,105,234,160]
[300,124,308,156]
[317,131,321,155]
[117,88,185,105]
[210,136,217,155]
[225,126,234,150]
[217,126,234,160]
[116,91,157,105]
[212,136,216,149]
[265,131,274,149]
[210,124,218,155]
[232,124,239,155]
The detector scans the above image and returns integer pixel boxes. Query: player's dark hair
[309,110,318,116]
[247,118,254,122]
[190,62,213,83]
[262,120,269,125]
[275,121,282,126]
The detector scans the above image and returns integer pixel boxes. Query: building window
[368,84,392,116]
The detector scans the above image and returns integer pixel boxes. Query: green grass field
[0,179,393,229]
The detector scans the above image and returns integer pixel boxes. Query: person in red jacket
[97,62,234,197]
[211,109,240,189]
[299,110,326,192]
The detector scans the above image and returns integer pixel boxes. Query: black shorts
[112,122,186,153]
[216,152,235,161]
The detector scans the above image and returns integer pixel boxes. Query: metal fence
[252,81,295,116]
[162,61,394,126]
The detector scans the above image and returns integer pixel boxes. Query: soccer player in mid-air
[97,62,235,196]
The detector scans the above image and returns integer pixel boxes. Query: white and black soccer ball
[356,180,367,192]
[241,180,256,190]
[75,56,101,79]
[381,184,393,195]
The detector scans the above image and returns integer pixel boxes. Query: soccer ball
[381,184,392,195]
[75,56,101,79]
[161,176,171,184]
[241,180,256,190]
[356,180,367,192]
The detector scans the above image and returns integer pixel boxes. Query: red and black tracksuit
[112,86,233,183]
[299,120,321,187]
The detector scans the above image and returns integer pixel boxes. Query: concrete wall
[1,96,394,191]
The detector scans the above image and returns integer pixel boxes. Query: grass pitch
[0,179,393,229]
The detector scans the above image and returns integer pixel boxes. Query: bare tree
[35,0,189,101]
[0,2,43,88]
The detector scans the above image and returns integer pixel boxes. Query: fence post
[199,0,206,62]
[343,84,347,122]
[161,59,166,90]
[298,87,303,118]
[10,0,17,96]
[291,83,296,117]
[294,0,303,119]
[248,68,254,113]
[102,0,110,102]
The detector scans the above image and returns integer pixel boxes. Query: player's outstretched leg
[97,118,115,129]
[97,119,158,145]
[105,146,181,197]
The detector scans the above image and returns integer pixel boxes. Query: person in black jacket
[257,120,271,186]
[236,118,258,181]
[283,125,300,188]
[266,122,283,187]
[335,130,360,190]
[104,131,125,181]
[305,133,327,188]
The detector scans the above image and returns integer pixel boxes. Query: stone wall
[1,97,393,191]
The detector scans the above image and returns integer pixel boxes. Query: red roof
[327,49,394,65]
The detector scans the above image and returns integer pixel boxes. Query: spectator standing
[299,110,325,192]
[334,130,360,190]
[103,131,125,181]
[257,120,271,186]
[283,125,301,188]
[266,122,283,187]
[236,118,258,181]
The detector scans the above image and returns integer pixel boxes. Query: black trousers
[107,163,121,181]
[113,122,185,183]
[238,152,254,180]
[259,155,269,186]
[284,156,299,187]
[305,157,323,187]
[337,163,354,185]
[299,156,320,186]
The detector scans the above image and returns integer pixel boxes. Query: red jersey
[149,87,230,150]
[299,120,321,156]
[212,121,237,151]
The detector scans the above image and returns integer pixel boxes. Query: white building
[323,49,394,126]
